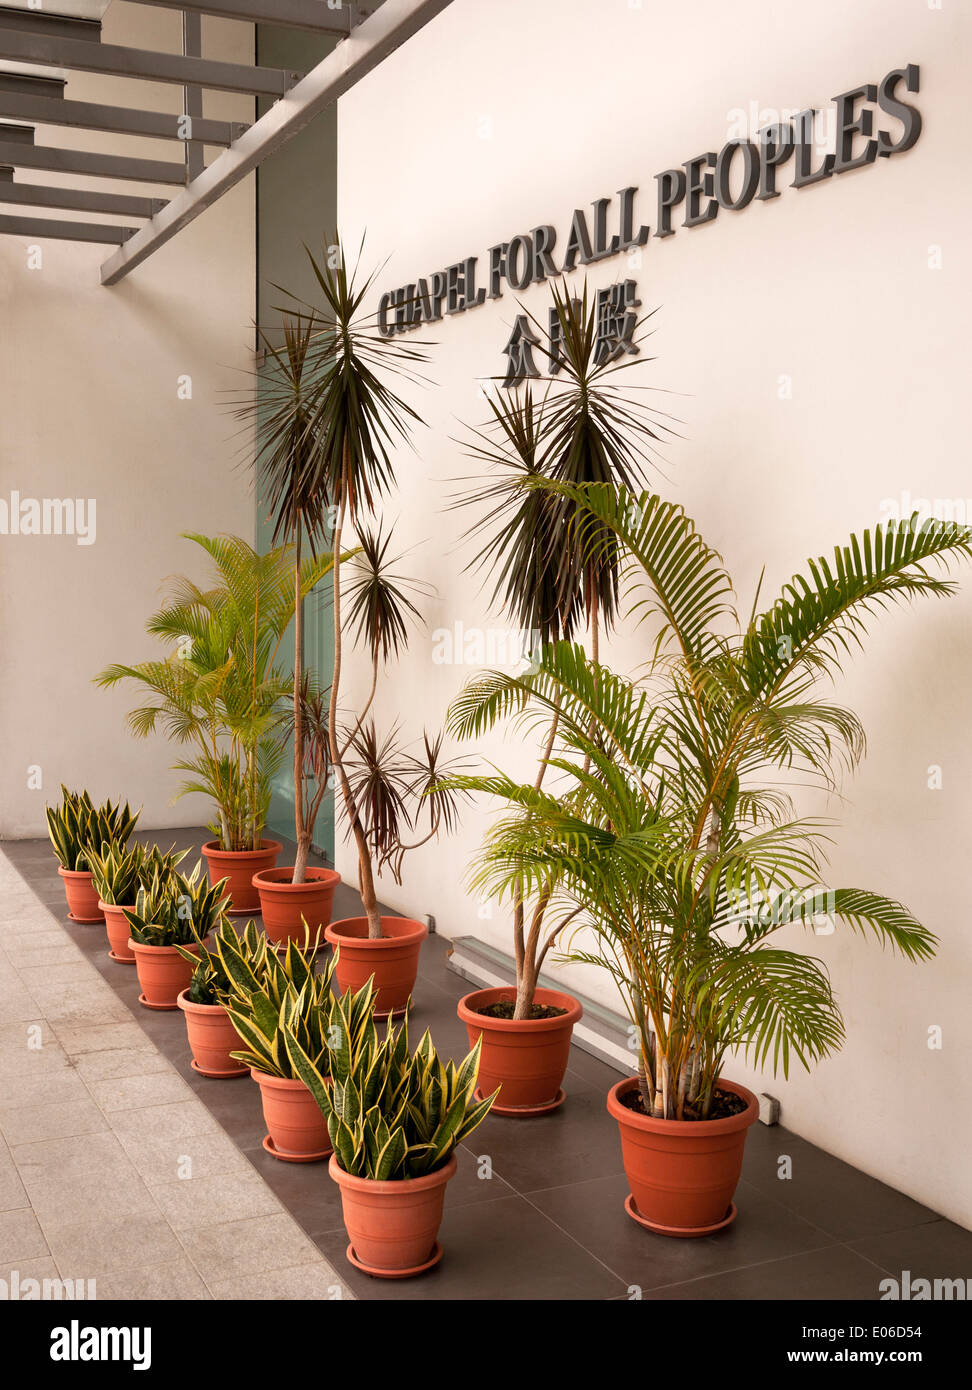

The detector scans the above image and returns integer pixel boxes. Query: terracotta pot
[329,1151,456,1278]
[99,901,136,963]
[130,940,201,1011]
[324,916,427,1018]
[58,867,103,923]
[252,866,341,947]
[201,839,281,916]
[251,1069,332,1162]
[457,986,583,1116]
[177,990,247,1078]
[607,1076,759,1236]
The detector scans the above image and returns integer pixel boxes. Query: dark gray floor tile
[469,1078,623,1195]
[647,1244,890,1301]
[529,1173,834,1290]
[313,1193,627,1301]
[742,1123,940,1241]
[849,1219,972,1283]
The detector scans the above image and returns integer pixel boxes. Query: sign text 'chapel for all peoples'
[375,63,922,386]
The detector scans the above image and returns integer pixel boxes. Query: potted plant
[452,486,970,1234]
[125,863,229,1010]
[175,918,266,1078]
[221,930,355,1161]
[238,245,465,997]
[88,841,188,962]
[445,284,665,1112]
[46,787,140,923]
[95,533,337,917]
[287,1006,497,1277]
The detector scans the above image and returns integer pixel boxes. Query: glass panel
[255,23,339,861]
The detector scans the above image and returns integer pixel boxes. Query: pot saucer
[190,1059,248,1080]
[624,1194,738,1238]
[107,950,136,965]
[474,1086,565,1117]
[67,912,104,924]
[137,993,178,1011]
[345,1240,442,1279]
[262,1134,330,1163]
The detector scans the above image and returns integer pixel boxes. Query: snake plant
[175,917,267,1007]
[221,929,339,1079]
[45,787,140,872]
[124,863,228,948]
[285,1005,497,1181]
[87,841,188,906]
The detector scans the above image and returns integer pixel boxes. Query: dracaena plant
[220,928,339,1078]
[285,1004,497,1181]
[96,534,337,853]
[46,787,140,872]
[446,490,971,1119]
[175,917,267,1007]
[233,241,466,917]
[448,283,669,1018]
[124,863,229,948]
[87,841,188,907]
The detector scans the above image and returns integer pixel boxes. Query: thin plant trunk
[511,704,562,1021]
[582,602,599,776]
[327,495,383,938]
[292,530,311,883]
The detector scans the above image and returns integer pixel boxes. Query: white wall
[0,4,256,836]
[337,0,972,1226]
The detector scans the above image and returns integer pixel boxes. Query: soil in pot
[324,917,427,1018]
[252,866,341,948]
[251,1069,332,1161]
[475,1000,567,1021]
[99,902,136,963]
[202,839,281,916]
[58,868,103,923]
[177,991,247,1078]
[607,1075,758,1236]
[619,1086,748,1123]
[329,1152,456,1278]
[457,986,582,1117]
[131,942,201,1011]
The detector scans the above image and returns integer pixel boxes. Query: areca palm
[446,491,970,1117]
[96,533,335,852]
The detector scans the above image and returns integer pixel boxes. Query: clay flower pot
[58,867,103,924]
[607,1076,759,1237]
[457,986,583,1116]
[177,991,247,1079]
[251,1069,332,1162]
[99,901,136,963]
[202,839,281,916]
[324,916,427,1019]
[329,1152,456,1278]
[130,940,201,1011]
[252,866,341,947]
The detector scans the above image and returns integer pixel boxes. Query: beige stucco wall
[336,0,972,1226]
[0,4,256,836]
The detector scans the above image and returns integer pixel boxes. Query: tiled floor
[4,827,971,1301]
[0,842,352,1302]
